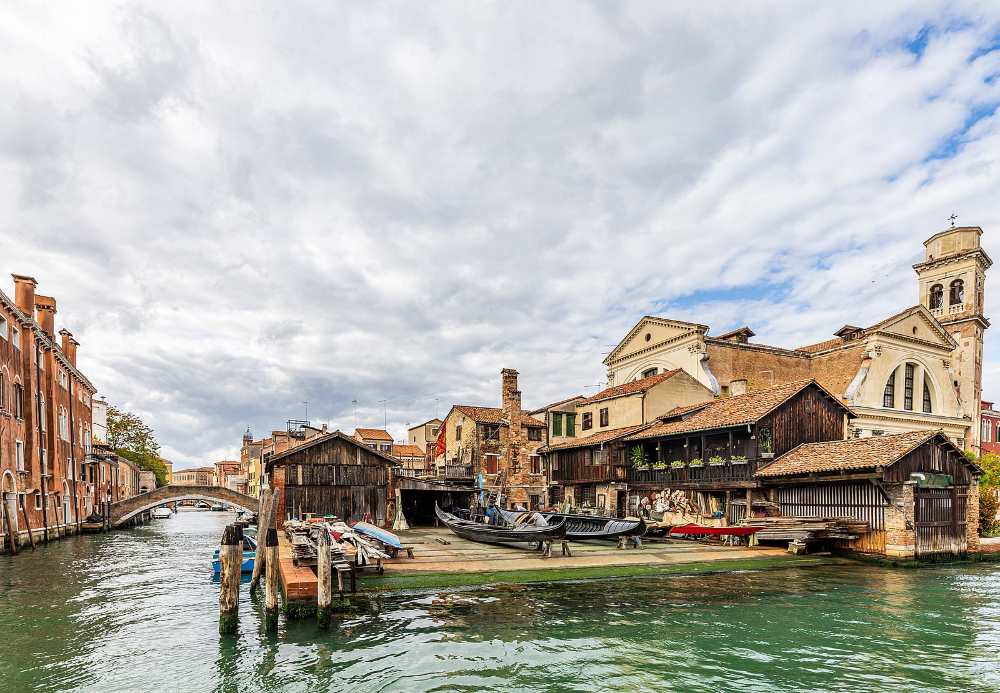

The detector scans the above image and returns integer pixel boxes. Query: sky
[2,2,999,468]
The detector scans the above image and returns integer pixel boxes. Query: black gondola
[435,504,567,545]
[497,508,645,540]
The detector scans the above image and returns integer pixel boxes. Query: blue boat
[212,534,257,575]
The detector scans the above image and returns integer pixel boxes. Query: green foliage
[630,446,646,468]
[107,405,167,487]
[976,452,1000,490]
[979,487,999,536]
[708,456,725,465]
[730,455,748,464]
[671,460,687,468]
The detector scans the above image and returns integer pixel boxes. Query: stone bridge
[110,485,259,528]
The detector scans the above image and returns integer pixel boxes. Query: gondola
[435,504,567,545]
[497,508,645,541]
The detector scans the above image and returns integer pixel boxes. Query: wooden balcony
[442,464,474,480]
[629,458,761,489]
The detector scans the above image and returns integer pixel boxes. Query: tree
[107,405,168,487]
[966,451,999,535]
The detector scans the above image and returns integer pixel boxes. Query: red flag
[433,418,447,458]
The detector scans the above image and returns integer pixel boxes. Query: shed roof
[578,369,683,405]
[452,405,546,427]
[355,428,393,441]
[541,424,650,453]
[267,430,401,468]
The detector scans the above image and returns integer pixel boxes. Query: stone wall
[967,479,981,552]
[883,482,916,559]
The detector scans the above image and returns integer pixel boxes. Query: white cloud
[1,1,999,467]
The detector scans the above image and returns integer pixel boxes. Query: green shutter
[552,413,562,436]
[566,414,576,437]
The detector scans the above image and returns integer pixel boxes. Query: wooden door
[914,486,967,557]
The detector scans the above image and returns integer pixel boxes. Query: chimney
[501,368,522,432]
[12,274,37,316]
[59,328,78,366]
[34,295,57,337]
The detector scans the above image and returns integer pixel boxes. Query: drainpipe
[35,342,48,544]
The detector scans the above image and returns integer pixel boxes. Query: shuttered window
[552,413,562,436]
[565,414,575,437]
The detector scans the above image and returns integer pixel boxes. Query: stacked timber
[741,516,869,542]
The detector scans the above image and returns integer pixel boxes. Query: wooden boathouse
[623,379,852,522]
[757,430,982,557]
[266,431,399,529]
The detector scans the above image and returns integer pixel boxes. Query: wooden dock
[277,531,319,601]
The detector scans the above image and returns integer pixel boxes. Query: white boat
[152,507,173,519]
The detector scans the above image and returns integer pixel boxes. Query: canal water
[0,510,998,692]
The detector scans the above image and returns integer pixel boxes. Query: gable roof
[268,430,401,468]
[578,369,683,405]
[529,394,586,415]
[603,315,708,365]
[355,428,393,441]
[408,418,442,431]
[796,305,956,354]
[756,430,970,478]
[541,424,650,453]
[452,405,546,427]
[625,379,852,441]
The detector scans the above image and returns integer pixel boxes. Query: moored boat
[151,507,173,519]
[212,533,257,575]
[435,504,567,545]
[497,509,645,541]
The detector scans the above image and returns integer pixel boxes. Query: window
[39,396,46,431]
[41,449,48,476]
[950,279,965,305]
[58,370,68,389]
[983,419,992,443]
[483,453,500,474]
[551,413,562,437]
[529,455,541,474]
[923,378,932,414]
[0,315,6,340]
[430,426,439,437]
[481,423,501,441]
[455,424,462,441]
[15,440,25,472]
[59,407,69,441]
[582,412,593,430]
[904,363,914,411]
[527,427,541,441]
[34,492,42,511]
[872,429,885,436]
[929,284,943,310]
[642,367,658,378]
[11,327,19,350]
[883,372,895,408]
[0,371,5,410]
[599,408,609,427]
[565,414,575,437]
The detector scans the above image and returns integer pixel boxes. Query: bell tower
[914,225,991,451]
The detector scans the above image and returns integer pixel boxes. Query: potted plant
[630,446,648,470]
[670,460,686,469]
[708,456,725,466]
[730,455,748,465]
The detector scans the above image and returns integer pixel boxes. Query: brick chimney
[34,295,57,337]
[59,328,78,367]
[12,274,37,316]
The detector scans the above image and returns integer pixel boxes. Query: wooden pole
[317,527,333,628]
[263,527,279,632]
[219,523,243,635]
[3,494,17,555]
[19,496,35,551]
[249,489,273,594]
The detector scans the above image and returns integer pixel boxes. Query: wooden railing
[629,459,761,486]
[442,464,474,480]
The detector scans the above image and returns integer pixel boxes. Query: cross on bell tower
[949,213,958,229]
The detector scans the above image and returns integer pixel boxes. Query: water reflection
[0,511,998,692]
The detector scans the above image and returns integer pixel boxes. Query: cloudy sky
[2,2,999,468]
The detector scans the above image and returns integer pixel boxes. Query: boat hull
[498,509,645,540]
[435,504,566,545]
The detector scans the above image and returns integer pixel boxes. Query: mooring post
[263,527,279,632]
[219,523,243,635]
[250,488,273,594]
[317,528,333,628]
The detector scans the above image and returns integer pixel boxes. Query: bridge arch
[110,485,259,528]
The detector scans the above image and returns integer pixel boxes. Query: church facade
[602,226,991,453]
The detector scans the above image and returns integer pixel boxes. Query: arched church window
[950,279,965,306]
[883,370,895,408]
[929,284,943,309]
[922,377,932,413]
[903,363,915,411]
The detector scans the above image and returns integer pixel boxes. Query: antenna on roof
[352,399,358,428]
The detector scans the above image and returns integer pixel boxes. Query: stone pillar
[967,479,981,552]
[884,482,916,559]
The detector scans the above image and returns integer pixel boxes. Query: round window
[645,333,651,342]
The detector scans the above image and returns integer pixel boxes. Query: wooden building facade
[757,430,982,558]
[543,425,645,515]
[623,380,853,522]
[266,431,399,529]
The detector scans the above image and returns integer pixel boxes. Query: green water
[0,511,998,692]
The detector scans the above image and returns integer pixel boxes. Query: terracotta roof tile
[355,428,393,441]
[579,369,683,404]
[541,424,650,452]
[626,380,847,441]
[453,405,546,427]
[756,430,939,477]
[391,443,426,459]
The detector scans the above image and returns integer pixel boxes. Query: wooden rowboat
[497,509,645,541]
[435,504,567,545]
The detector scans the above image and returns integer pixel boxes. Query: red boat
[668,524,761,537]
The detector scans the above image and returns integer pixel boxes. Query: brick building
[1,275,98,552]
[437,368,548,509]
[980,401,1000,455]
[172,466,214,486]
